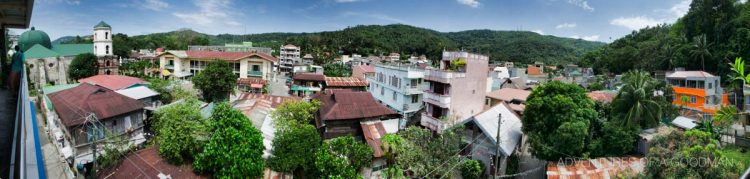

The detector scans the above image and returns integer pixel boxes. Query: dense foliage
[119,60,155,78]
[193,102,265,178]
[610,70,670,129]
[460,159,484,179]
[67,53,98,80]
[147,78,196,103]
[584,0,750,79]
[314,136,373,178]
[382,126,463,178]
[644,130,744,178]
[270,100,321,129]
[323,63,351,77]
[522,81,599,160]
[152,98,206,164]
[56,25,603,65]
[192,61,236,102]
[268,124,321,175]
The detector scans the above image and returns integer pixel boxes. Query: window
[691,96,697,103]
[381,86,384,95]
[412,94,419,103]
[696,80,704,88]
[392,91,397,101]
[252,65,260,71]
[485,98,491,105]
[105,45,110,54]
[708,82,713,89]
[105,32,109,39]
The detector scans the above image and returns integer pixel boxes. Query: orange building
[666,71,729,119]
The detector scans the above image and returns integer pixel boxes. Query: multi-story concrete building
[368,64,425,128]
[666,71,729,120]
[157,50,277,90]
[279,44,301,73]
[421,51,489,132]
[188,42,273,55]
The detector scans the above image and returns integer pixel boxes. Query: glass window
[392,91,397,100]
[412,94,419,103]
[252,65,260,71]
[691,96,697,103]
[708,82,712,89]
[381,86,384,95]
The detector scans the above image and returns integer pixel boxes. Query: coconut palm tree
[690,34,712,71]
[611,70,663,128]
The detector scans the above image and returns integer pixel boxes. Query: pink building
[422,51,489,132]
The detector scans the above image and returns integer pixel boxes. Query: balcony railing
[423,92,451,107]
[424,69,465,84]
[164,64,174,69]
[291,84,323,91]
[247,71,263,77]
[9,66,47,179]
[421,113,450,132]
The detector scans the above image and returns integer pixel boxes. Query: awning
[251,84,264,88]
[161,69,172,76]
[672,116,698,129]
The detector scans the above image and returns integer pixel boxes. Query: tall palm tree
[729,57,748,110]
[611,70,663,128]
[690,34,712,71]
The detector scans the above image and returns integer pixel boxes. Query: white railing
[424,69,465,83]
[10,65,46,179]
[421,114,448,132]
[423,92,451,106]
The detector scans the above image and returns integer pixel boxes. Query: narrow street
[268,72,290,97]
[36,102,73,179]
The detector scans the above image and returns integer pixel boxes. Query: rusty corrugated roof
[293,72,326,81]
[48,83,145,127]
[97,147,209,179]
[361,121,387,158]
[546,157,645,179]
[237,77,268,86]
[313,90,398,121]
[325,77,368,87]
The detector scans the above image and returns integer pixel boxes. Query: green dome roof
[18,27,52,52]
[94,21,111,29]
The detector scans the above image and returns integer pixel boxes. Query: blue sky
[21,0,696,42]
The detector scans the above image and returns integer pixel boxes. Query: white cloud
[566,0,593,11]
[173,0,241,27]
[532,30,544,35]
[582,35,599,41]
[570,35,580,39]
[610,16,662,30]
[142,0,169,11]
[457,0,480,8]
[555,23,576,29]
[669,0,691,19]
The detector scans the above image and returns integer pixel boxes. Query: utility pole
[494,113,502,177]
[86,113,98,177]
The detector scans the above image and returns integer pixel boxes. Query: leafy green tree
[644,130,744,178]
[268,124,321,175]
[690,34,712,71]
[729,57,748,110]
[610,70,663,129]
[390,126,463,178]
[192,61,236,102]
[68,53,98,80]
[323,63,352,77]
[153,98,206,164]
[522,81,598,160]
[460,159,483,179]
[270,100,321,129]
[313,136,372,179]
[193,102,265,178]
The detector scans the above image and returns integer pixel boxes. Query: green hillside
[56,24,605,65]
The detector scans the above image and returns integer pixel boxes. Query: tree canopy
[270,100,321,129]
[644,130,744,178]
[192,60,236,102]
[153,98,206,164]
[268,124,321,175]
[68,53,98,80]
[314,135,373,178]
[193,102,265,178]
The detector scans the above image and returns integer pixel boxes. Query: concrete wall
[448,53,488,122]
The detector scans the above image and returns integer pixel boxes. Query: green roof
[94,21,111,28]
[51,44,93,57]
[18,27,52,52]
[43,83,80,112]
[25,44,60,59]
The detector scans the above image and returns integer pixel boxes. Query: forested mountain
[56,24,605,65]
[583,0,750,79]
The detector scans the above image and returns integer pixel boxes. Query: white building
[368,63,425,128]
[93,21,113,57]
[279,44,300,73]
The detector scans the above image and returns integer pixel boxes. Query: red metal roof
[78,75,147,91]
[237,77,268,86]
[356,65,375,73]
[313,90,398,121]
[97,147,209,179]
[325,77,368,87]
[546,156,645,178]
[185,50,278,62]
[293,72,326,81]
[527,65,543,76]
[48,83,145,127]
[361,122,387,158]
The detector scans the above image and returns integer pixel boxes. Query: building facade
[188,41,273,54]
[278,44,300,73]
[367,64,425,127]
[158,50,277,81]
[666,71,729,119]
[421,51,489,132]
